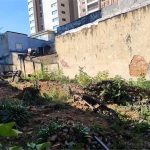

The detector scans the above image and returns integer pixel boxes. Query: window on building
[40,18,43,24]
[53,25,59,30]
[37,35,45,40]
[29,14,34,18]
[16,43,22,50]
[28,1,32,5]
[62,18,66,21]
[40,6,42,11]
[40,12,42,17]
[83,9,86,12]
[51,2,57,7]
[52,17,58,22]
[61,3,65,7]
[39,0,41,4]
[31,26,35,30]
[52,10,58,15]
[87,2,98,11]
[29,7,33,11]
[62,11,65,14]
[82,1,85,4]
[30,20,34,24]
[41,25,44,30]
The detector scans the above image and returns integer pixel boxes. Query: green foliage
[0,122,22,136]
[93,70,109,83]
[115,141,126,149]
[36,142,51,150]
[22,88,40,106]
[27,68,73,84]
[48,88,68,101]
[37,122,62,143]
[27,142,51,150]
[0,100,31,126]
[140,106,150,121]
[76,67,92,87]
[134,122,150,133]
[98,75,130,104]
[0,123,50,150]
[92,121,103,134]
[43,93,52,101]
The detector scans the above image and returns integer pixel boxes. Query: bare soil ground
[0,80,150,149]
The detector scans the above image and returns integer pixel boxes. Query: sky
[0,0,30,36]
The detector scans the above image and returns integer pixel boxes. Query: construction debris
[72,94,118,116]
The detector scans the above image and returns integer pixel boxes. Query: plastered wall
[56,5,150,79]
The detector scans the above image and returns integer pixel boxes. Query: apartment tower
[77,0,118,18]
[27,0,78,34]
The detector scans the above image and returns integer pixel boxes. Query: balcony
[87,2,98,12]
[87,0,95,3]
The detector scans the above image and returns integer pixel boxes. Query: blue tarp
[57,10,102,35]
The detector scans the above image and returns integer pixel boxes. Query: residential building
[77,0,118,18]
[0,31,54,66]
[30,30,56,41]
[27,0,78,34]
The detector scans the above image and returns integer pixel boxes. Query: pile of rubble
[72,94,117,116]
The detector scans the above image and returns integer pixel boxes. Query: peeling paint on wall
[56,5,150,79]
[129,55,148,77]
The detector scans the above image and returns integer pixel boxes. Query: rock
[89,141,98,145]
[85,145,91,150]
[87,138,92,142]
[52,142,61,150]
[27,131,33,135]
[63,128,68,133]
[91,145,97,149]
[50,135,57,142]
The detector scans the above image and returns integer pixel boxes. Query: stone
[129,55,148,77]
[52,142,61,150]
[50,135,57,142]
[63,128,68,133]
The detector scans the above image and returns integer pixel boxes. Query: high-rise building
[77,0,118,18]
[27,0,78,35]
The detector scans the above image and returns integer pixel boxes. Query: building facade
[77,0,118,18]
[27,0,78,34]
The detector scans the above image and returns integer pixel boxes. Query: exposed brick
[129,55,148,77]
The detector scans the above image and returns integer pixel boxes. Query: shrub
[93,70,109,83]
[37,122,62,143]
[76,67,92,87]
[0,100,31,126]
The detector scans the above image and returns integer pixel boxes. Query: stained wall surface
[56,5,150,79]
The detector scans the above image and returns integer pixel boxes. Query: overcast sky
[0,0,30,35]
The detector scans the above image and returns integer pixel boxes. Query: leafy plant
[0,123,50,150]
[1,105,31,126]
[93,70,109,83]
[0,100,31,126]
[0,122,22,136]
[76,67,92,87]
[116,140,126,149]
[37,122,62,143]
[92,121,103,133]
[134,122,150,133]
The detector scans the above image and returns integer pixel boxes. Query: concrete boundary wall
[56,4,150,79]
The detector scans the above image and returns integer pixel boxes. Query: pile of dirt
[0,80,150,149]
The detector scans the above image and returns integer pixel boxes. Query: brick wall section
[55,5,150,79]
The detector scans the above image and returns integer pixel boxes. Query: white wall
[42,0,59,30]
